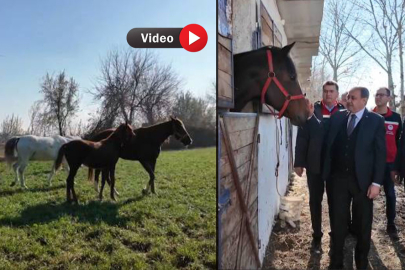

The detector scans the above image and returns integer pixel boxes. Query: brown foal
[54,123,134,204]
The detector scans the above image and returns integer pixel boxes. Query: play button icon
[189,31,200,45]
[180,24,208,52]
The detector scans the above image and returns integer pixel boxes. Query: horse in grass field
[54,123,133,204]
[4,135,81,188]
[88,116,192,195]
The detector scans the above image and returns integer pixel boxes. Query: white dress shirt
[347,107,365,130]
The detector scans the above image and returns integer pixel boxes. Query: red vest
[373,107,401,163]
[320,101,340,119]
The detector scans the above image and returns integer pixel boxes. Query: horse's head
[114,122,134,146]
[233,43,310,126]
[170,116,192,146]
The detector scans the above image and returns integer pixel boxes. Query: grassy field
[0,147,216,269]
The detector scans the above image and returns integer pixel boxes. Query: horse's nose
[183,137,192,145]
[293,115,307,127]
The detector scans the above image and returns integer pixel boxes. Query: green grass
[0,148,216,269]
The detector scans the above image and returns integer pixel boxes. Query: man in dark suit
[323,87,386,269]
[294,81,345,253]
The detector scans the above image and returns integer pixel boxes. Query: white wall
[257,115,290,262]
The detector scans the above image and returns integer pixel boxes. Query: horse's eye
[290,74,296,80]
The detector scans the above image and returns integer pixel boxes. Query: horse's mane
[234,46,283,57]
[90,120,175,142]
[234,45,296,76]
[134,120,172,135]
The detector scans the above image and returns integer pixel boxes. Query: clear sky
[0,0,216,129]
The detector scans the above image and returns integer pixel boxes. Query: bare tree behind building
[320,0,363,82]
[346,0,400,109]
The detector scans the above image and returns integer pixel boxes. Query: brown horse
[54,123,134,203]
[232,43,309,126]
[88,117,192,195]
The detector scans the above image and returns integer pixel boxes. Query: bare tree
[206,81,216,104]
[0,114,24,142]
[84,103,121,138]
[381,0,405,114]
[39,71,80,136]
[346,0,399,108]
[67,119,85,137]
[172,91,215,129]
[92,49,180,126]
[320,0,363,82]
[308,56,331,101]
[28,101,46,136]
[140,64,179,124]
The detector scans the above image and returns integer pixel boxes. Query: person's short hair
[378,87,391,97]
[350,86,369,99]
[323,80,339,92]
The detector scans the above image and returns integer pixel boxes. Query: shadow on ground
[0,194,146,227]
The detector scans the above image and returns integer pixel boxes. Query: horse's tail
[4,137,19,166]
[88,168,94,182]
[54,144,66,171]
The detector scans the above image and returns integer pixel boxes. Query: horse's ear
[281,42,295,55]
[170,116,175,121]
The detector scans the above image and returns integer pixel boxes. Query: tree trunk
[333,67,338,82]
[388,64,396,110]
[59,122,64,136]
[399,28,404,117]
[147,110,155,125]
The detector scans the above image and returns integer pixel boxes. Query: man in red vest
[373,87,402,234]
[294,80,345,253]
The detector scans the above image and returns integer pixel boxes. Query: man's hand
[294,167,304,177]
[367,185,380,199]
[391,170,400,185]
[306,99,314,119]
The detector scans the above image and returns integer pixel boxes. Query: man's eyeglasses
[375,94,389,97]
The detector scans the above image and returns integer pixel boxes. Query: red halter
[260,50,306,118]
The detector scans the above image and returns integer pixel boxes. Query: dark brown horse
[88,117,192,195]
[232,43,309,126]
[54,123,134,203]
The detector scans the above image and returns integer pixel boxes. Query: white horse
[4,135,81,188]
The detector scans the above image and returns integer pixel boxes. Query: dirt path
[262,172,405,270]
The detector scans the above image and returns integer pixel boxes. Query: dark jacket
[294,101,345,174]
[322,109,386,191]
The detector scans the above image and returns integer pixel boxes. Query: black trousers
[307,172,333,239]
[329,174,373,269]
